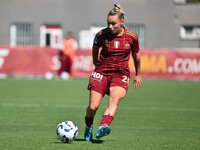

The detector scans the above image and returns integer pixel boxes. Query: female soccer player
[84,3,143,141]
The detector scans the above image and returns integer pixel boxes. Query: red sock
[85,116,94,128]
[100,115,114,126]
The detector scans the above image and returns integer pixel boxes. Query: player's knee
[89,104,99,112]
[110,95,124,105]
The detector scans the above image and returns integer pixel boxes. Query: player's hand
[133,75,143,89]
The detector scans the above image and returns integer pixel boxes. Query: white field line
[0,103,199,112]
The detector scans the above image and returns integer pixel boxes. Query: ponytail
[108,3,125,20]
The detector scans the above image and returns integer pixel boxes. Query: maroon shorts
[87,71,130,96]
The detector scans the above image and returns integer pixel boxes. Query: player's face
[107,15,124,35]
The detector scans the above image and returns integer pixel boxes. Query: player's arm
[132,52,143,89]
[92,30,102,66]
[92,45,100,66]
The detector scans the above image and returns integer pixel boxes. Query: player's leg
[104,86,126,116]
[85,72,109,141]
[65,55,72,75]
[95,86,127,139]
[86,90,103,121]
[84,90,103,141]
[58,54,67,76]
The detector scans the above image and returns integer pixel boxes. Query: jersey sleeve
[131,34,140,53]
[93,31,103,47]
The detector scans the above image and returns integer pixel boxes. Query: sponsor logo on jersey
[114,41,119,48]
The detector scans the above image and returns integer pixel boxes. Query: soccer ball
[56,121,78,143]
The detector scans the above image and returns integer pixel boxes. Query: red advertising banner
[0,46,200,80]
[129,49,200,80]
[0,46,60,76]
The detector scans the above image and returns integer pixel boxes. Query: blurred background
[0,0,200,80]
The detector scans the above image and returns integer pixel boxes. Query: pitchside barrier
[0,46,200,80]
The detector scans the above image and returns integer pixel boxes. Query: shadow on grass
[52,138,104,144]
[75,138,104,144]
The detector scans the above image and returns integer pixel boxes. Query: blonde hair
[108,3,125,20]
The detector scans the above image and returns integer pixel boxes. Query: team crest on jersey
[125,43,131,49]
[105,39,108,47]
[114,41,120,48]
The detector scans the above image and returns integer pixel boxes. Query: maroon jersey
[93,26,140,76]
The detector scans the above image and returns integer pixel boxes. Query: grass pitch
[0,78,199,150]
